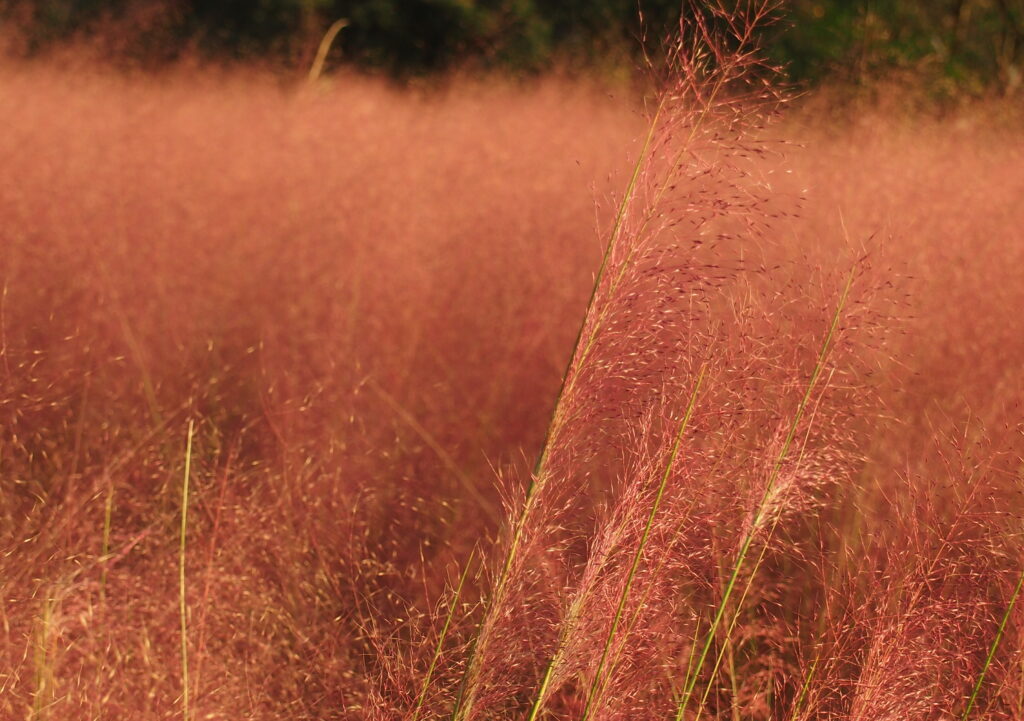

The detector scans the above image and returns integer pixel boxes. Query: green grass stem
[179,420,195,721]
[450,99,665,721]
[577,366,706,721]
[674,268,854,720]
[961,566,1024,719]
[412,550,476,721]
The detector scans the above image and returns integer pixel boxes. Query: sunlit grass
[0,27,1022,719]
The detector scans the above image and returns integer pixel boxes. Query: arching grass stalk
[674,268,854,721]
[529,98,665,483]
[449,100,664,721]
[524,537,616,721]
[411,549,476,721]
[179,420,195,721]
[694,512,782,718]
[576,366,707,721]
[307,19,349,83]
[527,503,692,720]
[961,566,1024,719]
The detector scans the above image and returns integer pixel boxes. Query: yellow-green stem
[307,19,348,83]
[790,650,821,721]
[179,420,195,721]
[450,100,664,721]
[675,268,854,720]
[100,478,114,603]
[577,367,706,721]
[961,567,1024,719]
[412,550,476,721]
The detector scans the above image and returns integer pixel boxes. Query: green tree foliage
[773,0,1022,92]
[3,0,1021,90]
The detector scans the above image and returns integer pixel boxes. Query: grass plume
[0,6,1021,719]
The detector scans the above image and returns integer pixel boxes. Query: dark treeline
[3,0,1022,91]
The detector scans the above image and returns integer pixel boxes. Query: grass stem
[961,566,1024,719]
[577,366,706,721]
[675,267,854,720]
[450,99,665,721]
[412,550,476,721]
[307,19,349,83]
[179,420,195,721]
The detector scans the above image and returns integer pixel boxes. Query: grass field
[1,32,1023,721]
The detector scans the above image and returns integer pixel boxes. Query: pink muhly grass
[786,430,1024,721]
[524,367,707,721]
[448,2,872,719]
[676,268,855,721]
[410,549,477,721]
[3,5,1024,720]
[846,585,989,721]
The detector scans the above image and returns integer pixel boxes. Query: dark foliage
[3,0,1021,90]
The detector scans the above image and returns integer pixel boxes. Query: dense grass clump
[2,5,1023,720]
